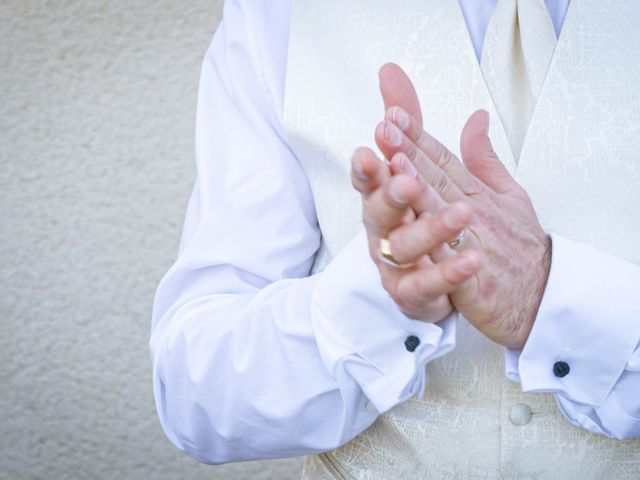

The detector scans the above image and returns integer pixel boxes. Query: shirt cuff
[311,230,456,414]
[504,232,640,405]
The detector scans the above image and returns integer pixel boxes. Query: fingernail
[384,122,402,146]
[441,204,466,229]
[400,155,418,178]
[457,254,477,274]
[393,107,411,131]
[390,184,407,204]
[353,152,369,181]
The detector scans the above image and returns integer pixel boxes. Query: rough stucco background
[1,1,303,478]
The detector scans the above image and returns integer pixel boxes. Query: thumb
[379,63,423,128]
[460,110,517,194]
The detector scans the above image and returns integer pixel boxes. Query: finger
[395,250,481,308]
[388,152,448,217]
[364,173,424,237]
[375,120,462,203]
[374,164,477,265]
[388,152,461,265]
[386,201,473,265]
[460,110,520,195]
[388,149,419,179]
[351,147,390,198]
[387,106,484,196]
[396,294,454,324]
[378,63,423,127]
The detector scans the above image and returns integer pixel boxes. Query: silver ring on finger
[447,229,465,249]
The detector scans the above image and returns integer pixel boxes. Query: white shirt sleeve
[149,0,456,464]
[504,233,640,440]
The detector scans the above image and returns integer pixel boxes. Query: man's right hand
[351,147,480,323]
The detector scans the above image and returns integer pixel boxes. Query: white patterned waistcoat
[283,1,640,478]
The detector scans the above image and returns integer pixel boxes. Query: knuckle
[386,230,404,258]
[394,290,413,314]
[417,131,430,146]
[383,185,402,210]
[418,210,433,221]
[380,273,394,294]
[388,280,405,303]
[461,179,484,196]
[367,240,381,263]
[416,218,437,249]
[413,272,433,299]
[368,207,384,228]
[433,142,450,165]
[405,138,418,161]
[362,214,376,233]
[401,308,422,321]
[365,200,388,227]
[406,124,420,144]
[432,172,450,195]
[434,295,451,312]
[430,214,450,240]
[442,263,461,287]
[440,262,460,286]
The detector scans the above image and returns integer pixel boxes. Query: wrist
[514,233,552,349]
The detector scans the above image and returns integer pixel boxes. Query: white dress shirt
[150,0,640,464]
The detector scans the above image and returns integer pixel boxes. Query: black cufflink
[553,361,570,378]
[404,335,420,352]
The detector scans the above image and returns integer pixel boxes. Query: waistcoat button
[509,403,532,426]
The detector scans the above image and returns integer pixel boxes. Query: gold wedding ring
[448,229,465,249]
[378,238,415,269]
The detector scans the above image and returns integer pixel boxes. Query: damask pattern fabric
[284,0,640,477]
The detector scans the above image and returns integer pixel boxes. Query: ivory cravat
[480,0,557,161]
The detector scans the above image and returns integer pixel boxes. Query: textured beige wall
[1,1,303,478]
